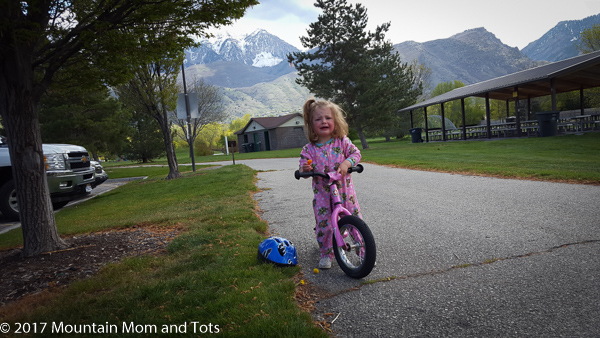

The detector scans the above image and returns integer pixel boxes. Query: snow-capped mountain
[179,15,598,118]
[522,13,600,62]
[185,29,300,68]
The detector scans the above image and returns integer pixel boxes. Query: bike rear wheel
[333,215,376,278]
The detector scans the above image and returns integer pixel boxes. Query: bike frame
[294,164,365,253]
[326,172,354,250]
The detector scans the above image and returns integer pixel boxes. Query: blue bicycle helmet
[257,237,298,267]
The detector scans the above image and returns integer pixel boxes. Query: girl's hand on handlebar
[337,160,352,176]
[301,159,313,174]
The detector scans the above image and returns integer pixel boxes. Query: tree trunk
[0,46,67,257]
[155,62,180,180]
[159,110,180,180]
[162,128,180,180]
[356,125,370,150]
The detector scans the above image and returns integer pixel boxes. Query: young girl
[299,98,362,269]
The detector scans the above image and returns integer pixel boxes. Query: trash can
[536,111,559,137]
[409,128,423,143]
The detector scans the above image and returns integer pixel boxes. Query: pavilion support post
[441,102,447,141]
[514,99,522,137]
[409,110,414,128]
[580,87,585,115]
[424,106,429,142]
[506,100,510,119]
[527,96,531,121]
[551,78,557,111]
[461,98,467,140]
[515,87,522,137]
[485,94,492,139]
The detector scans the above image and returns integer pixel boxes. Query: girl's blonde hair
[302,98,349,143]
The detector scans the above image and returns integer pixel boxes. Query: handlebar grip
[347,164,364,174]
[294,170,314,180]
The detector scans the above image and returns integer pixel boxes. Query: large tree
[578,23,600,54]
[116,56,182,179]
[40,87,131,161]
[38,59,131,160]
[357,47,422,141]
[288,0,421,149]
[174,77,227,154]
[124,109,165,163]
[0,0,257,256]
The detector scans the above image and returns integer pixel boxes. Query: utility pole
[181,63,196,172]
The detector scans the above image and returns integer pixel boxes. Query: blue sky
[211,0,600,50]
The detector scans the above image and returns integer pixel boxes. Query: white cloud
[245,0,319,22]
[208,0,319,49]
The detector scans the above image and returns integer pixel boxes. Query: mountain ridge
[393,27,541,89]
[522,13,600,61]
[181,15,600,118]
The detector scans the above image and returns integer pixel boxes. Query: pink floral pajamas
[300,136,362,259]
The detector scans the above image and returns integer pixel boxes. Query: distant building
[235,113,306,153]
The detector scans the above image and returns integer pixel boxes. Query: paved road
[246,158,600,337]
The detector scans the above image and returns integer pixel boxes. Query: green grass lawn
[0,166,325,337]
[360,133,600,183]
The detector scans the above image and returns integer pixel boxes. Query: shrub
[194,141,213,156]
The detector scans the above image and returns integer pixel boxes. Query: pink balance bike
[295,164,376,278]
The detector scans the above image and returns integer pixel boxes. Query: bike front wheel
[333,216,376,278]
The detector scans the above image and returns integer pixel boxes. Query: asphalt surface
[245,158,599,337]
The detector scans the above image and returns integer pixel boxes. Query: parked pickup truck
[0,137,105,221]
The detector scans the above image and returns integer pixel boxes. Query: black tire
[0,180,20,221]
[52,201,69,210]
[333,215,376,278]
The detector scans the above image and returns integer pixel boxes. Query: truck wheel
[52,201,69,210]
[0,180,20,221]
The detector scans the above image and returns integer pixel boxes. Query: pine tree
[39,86,131,161]
[288,0,421,148]
[125,110,165,163]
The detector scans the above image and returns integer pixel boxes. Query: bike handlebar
[294,164,364,180]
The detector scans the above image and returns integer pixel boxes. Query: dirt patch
[0,226,183,308]
[293,272,338,334]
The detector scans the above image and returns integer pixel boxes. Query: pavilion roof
[399,50,600,112]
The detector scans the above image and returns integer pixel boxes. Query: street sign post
[179,64,197,171]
